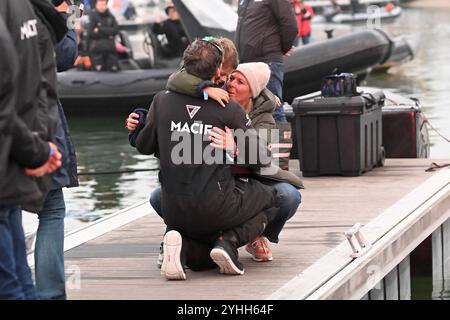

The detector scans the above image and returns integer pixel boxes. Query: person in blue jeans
[0,207,38,300]
[267,62,286,123]
[33,0,79,300]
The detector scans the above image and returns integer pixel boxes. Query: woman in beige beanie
[210,62,302,262]
[228,62,271,113]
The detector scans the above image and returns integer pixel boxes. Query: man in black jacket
[135,40,278,279]
[0,19,16,184]
[31,0,80,300]
[0,0,62,300]
[236,0,297,124]
[0,0,62,213]
[88,0,119,71]
[151,3,188,58]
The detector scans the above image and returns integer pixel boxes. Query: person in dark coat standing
[0,19,16,185]
[235,0,297,124]
[88,0,120,71]
[350,0,360,15]
[151,3,188,58]
[32,0,80,300]
[236,0,298,170]
[0,0,62,300]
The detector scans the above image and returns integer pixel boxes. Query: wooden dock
[64,159,450,300]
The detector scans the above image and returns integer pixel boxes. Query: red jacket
[292,2,314,37]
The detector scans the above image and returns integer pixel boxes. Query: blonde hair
[213,37,239,71]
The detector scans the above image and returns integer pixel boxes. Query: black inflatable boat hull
[175,0,393,103]
[58,1,397,114]
[58,69,174,114]
[328,6,402,24]
[283,29,392,103]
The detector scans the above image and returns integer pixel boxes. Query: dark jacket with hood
[31,0,76,192]
[134,90,277,239]
[152,19,188,58]
[51,14,79,189]
[0,0,60,212]
[88,9,119,53]
[164,69,304,189]
[236,0,298,63]
[0,17,17,186]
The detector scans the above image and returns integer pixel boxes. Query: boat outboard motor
[325,28,334,39]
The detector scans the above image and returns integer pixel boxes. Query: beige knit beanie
[234,62,271,98]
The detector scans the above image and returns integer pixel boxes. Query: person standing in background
[350,0,360,15]
[151,3,188,58]
[88,0,120,71]
[32,0,80,300]
[235,0,297,124]
[292,0,314,46]
[0,0,62,300]
[236,0,298,170]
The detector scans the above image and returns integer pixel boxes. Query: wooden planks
[65,159,447,299]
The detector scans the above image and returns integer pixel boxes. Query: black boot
[210,212,269,275]
[210,233,244,275]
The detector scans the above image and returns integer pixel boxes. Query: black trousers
[161,178,279,271]
[91,52,119,71]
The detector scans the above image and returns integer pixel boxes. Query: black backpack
[321,73,358,97]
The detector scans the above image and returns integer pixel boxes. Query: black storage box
[292,92,385,177]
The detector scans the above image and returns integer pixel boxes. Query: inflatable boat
[58,0,401,114]
[314,5,402,24]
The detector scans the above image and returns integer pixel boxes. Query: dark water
[63,6,450,218]
[64,116,159,221]
[356,6,450,299]
[365,6,450,159]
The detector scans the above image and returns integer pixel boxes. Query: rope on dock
[424,116,450,143]
[425,162,450,172]
[77,168,159,176]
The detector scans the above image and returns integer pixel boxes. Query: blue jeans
[0,206,37,300]
[150,187,169,234]
[267,61,287,123]
[149,182,301,243]
[263,182,301,243]
[150,187,162,219]
[301,35,311,45]
[294,35,311,46]
[35,189,66,300]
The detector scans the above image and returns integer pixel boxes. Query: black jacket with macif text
[135,90,277,239]
[236,0,298,64]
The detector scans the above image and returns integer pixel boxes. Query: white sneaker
[160,230,186,280]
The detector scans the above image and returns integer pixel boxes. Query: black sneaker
[210,239,244,275]
[161,231,186,280]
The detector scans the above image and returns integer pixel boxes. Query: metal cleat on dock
[344,223,372,259]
